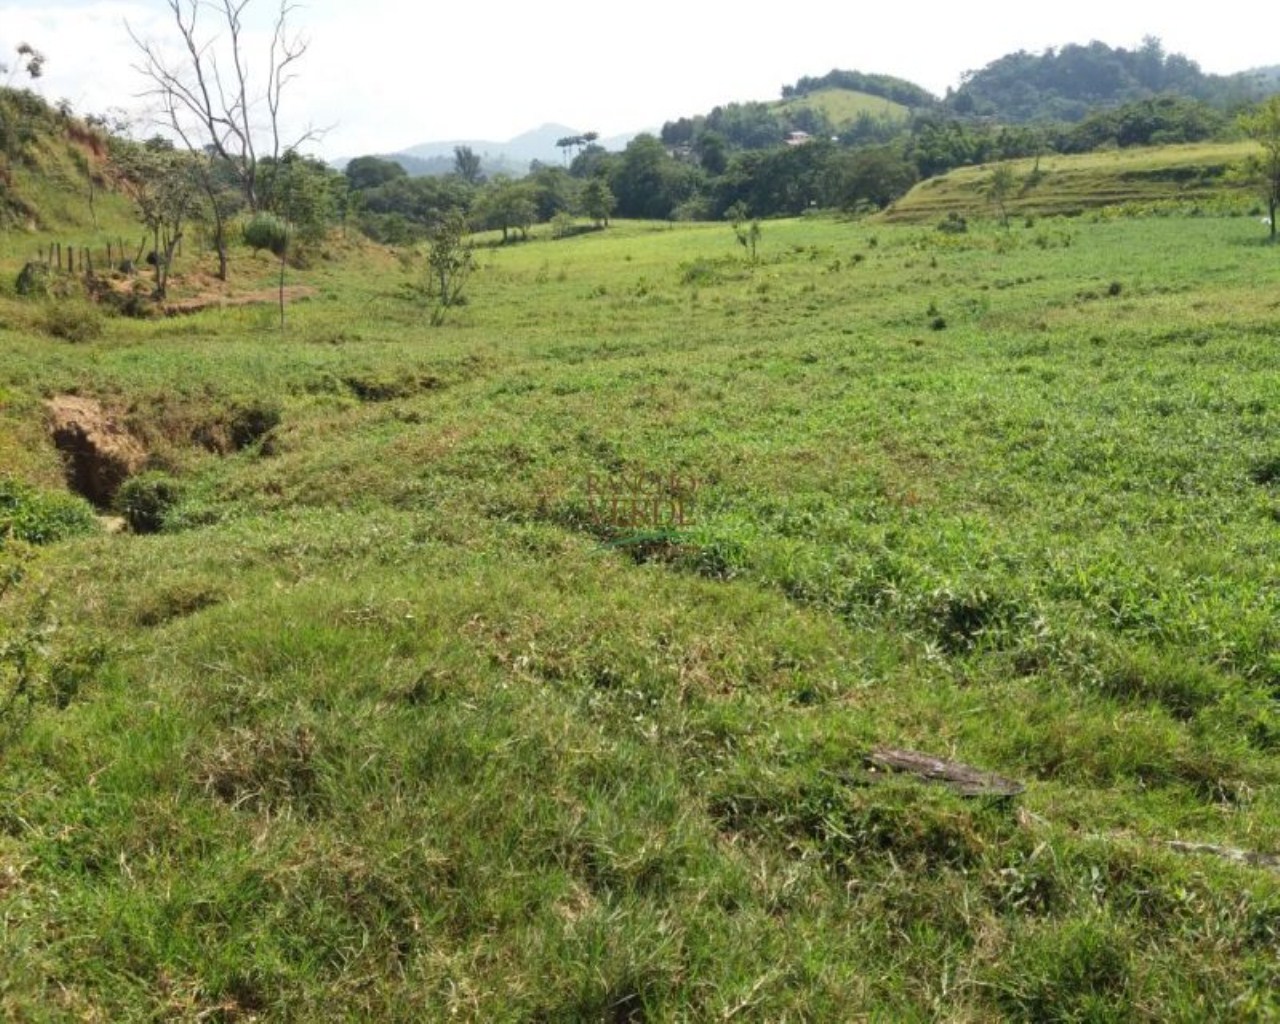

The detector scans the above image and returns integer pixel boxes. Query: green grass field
[776,87,909,129]
[886,142,1261,222]
[1,209,1279,1020]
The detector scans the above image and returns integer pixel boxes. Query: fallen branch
[865,747,1025,798]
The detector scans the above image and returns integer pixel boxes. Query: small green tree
[526,164,578,221]
[1239,96,1280,243]
[420,213,474,326]
[120,142,202,300]
[726,201,761,263]
[242,212,292,329]
[580,177,616,228]
[551,210,576,238]
[986,164,1017,228]
[260,152,338,248]
[473,179,536,242]
[197,156,245,281]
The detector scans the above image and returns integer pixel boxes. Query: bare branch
[127,0,311,213]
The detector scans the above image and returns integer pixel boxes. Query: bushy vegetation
[241,211,292,256]
[41,296,103,341]
[0,478,96,545]
[949,37,1270,121]
[115,472,183,534]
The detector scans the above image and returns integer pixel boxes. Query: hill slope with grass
[0,88,134,233]
[883,141,1260,223]
[775,87,909,130]
[0,208,1278,1018]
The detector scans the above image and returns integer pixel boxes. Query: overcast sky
[0,1,1273,159]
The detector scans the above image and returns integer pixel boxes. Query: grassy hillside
[885,141,1260,223]
[1,212,1278,1019]
[0,91,135,234]
[776,86,909,129]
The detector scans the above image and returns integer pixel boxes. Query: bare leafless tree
[128,0,315,216]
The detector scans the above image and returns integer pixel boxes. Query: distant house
[785,130,813,147]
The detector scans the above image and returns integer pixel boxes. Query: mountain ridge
[341,122,643,178]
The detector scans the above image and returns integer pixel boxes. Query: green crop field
[776,87,909,129]
[1,210,1279,1020]
[886,142,1261,222]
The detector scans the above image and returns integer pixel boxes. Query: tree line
[948,38,1272,122]
[10,4,1280,307]
[343,83,1265,239]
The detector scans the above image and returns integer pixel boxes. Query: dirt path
[163,285,318,317]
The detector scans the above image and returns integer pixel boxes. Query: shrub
[0,479,97,545]
[679,259,721,286]
[550,211,576,239]
[42,300,103,342]
[242,212,292,256]
[672,195,713,221]
[14,261,50,296]
[115,472,183,535]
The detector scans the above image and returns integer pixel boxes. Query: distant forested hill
[948,38,1272,122]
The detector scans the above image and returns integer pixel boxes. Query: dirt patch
[46,395,147,507]
[163,285,317,317]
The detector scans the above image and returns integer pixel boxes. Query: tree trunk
[158,229,183,300]
[212,205,229,281]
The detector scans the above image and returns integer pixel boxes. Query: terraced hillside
[884,141,1260,222]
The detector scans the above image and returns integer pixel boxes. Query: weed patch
[116,471,183,534]
[0,478,96,545]
[130,581,225,626]
[343,371,443,402]
[41,299,103,342]
[1250,455,1280,486]
[192,724,327,814]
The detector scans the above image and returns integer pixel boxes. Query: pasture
[1,211,1278,1020]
